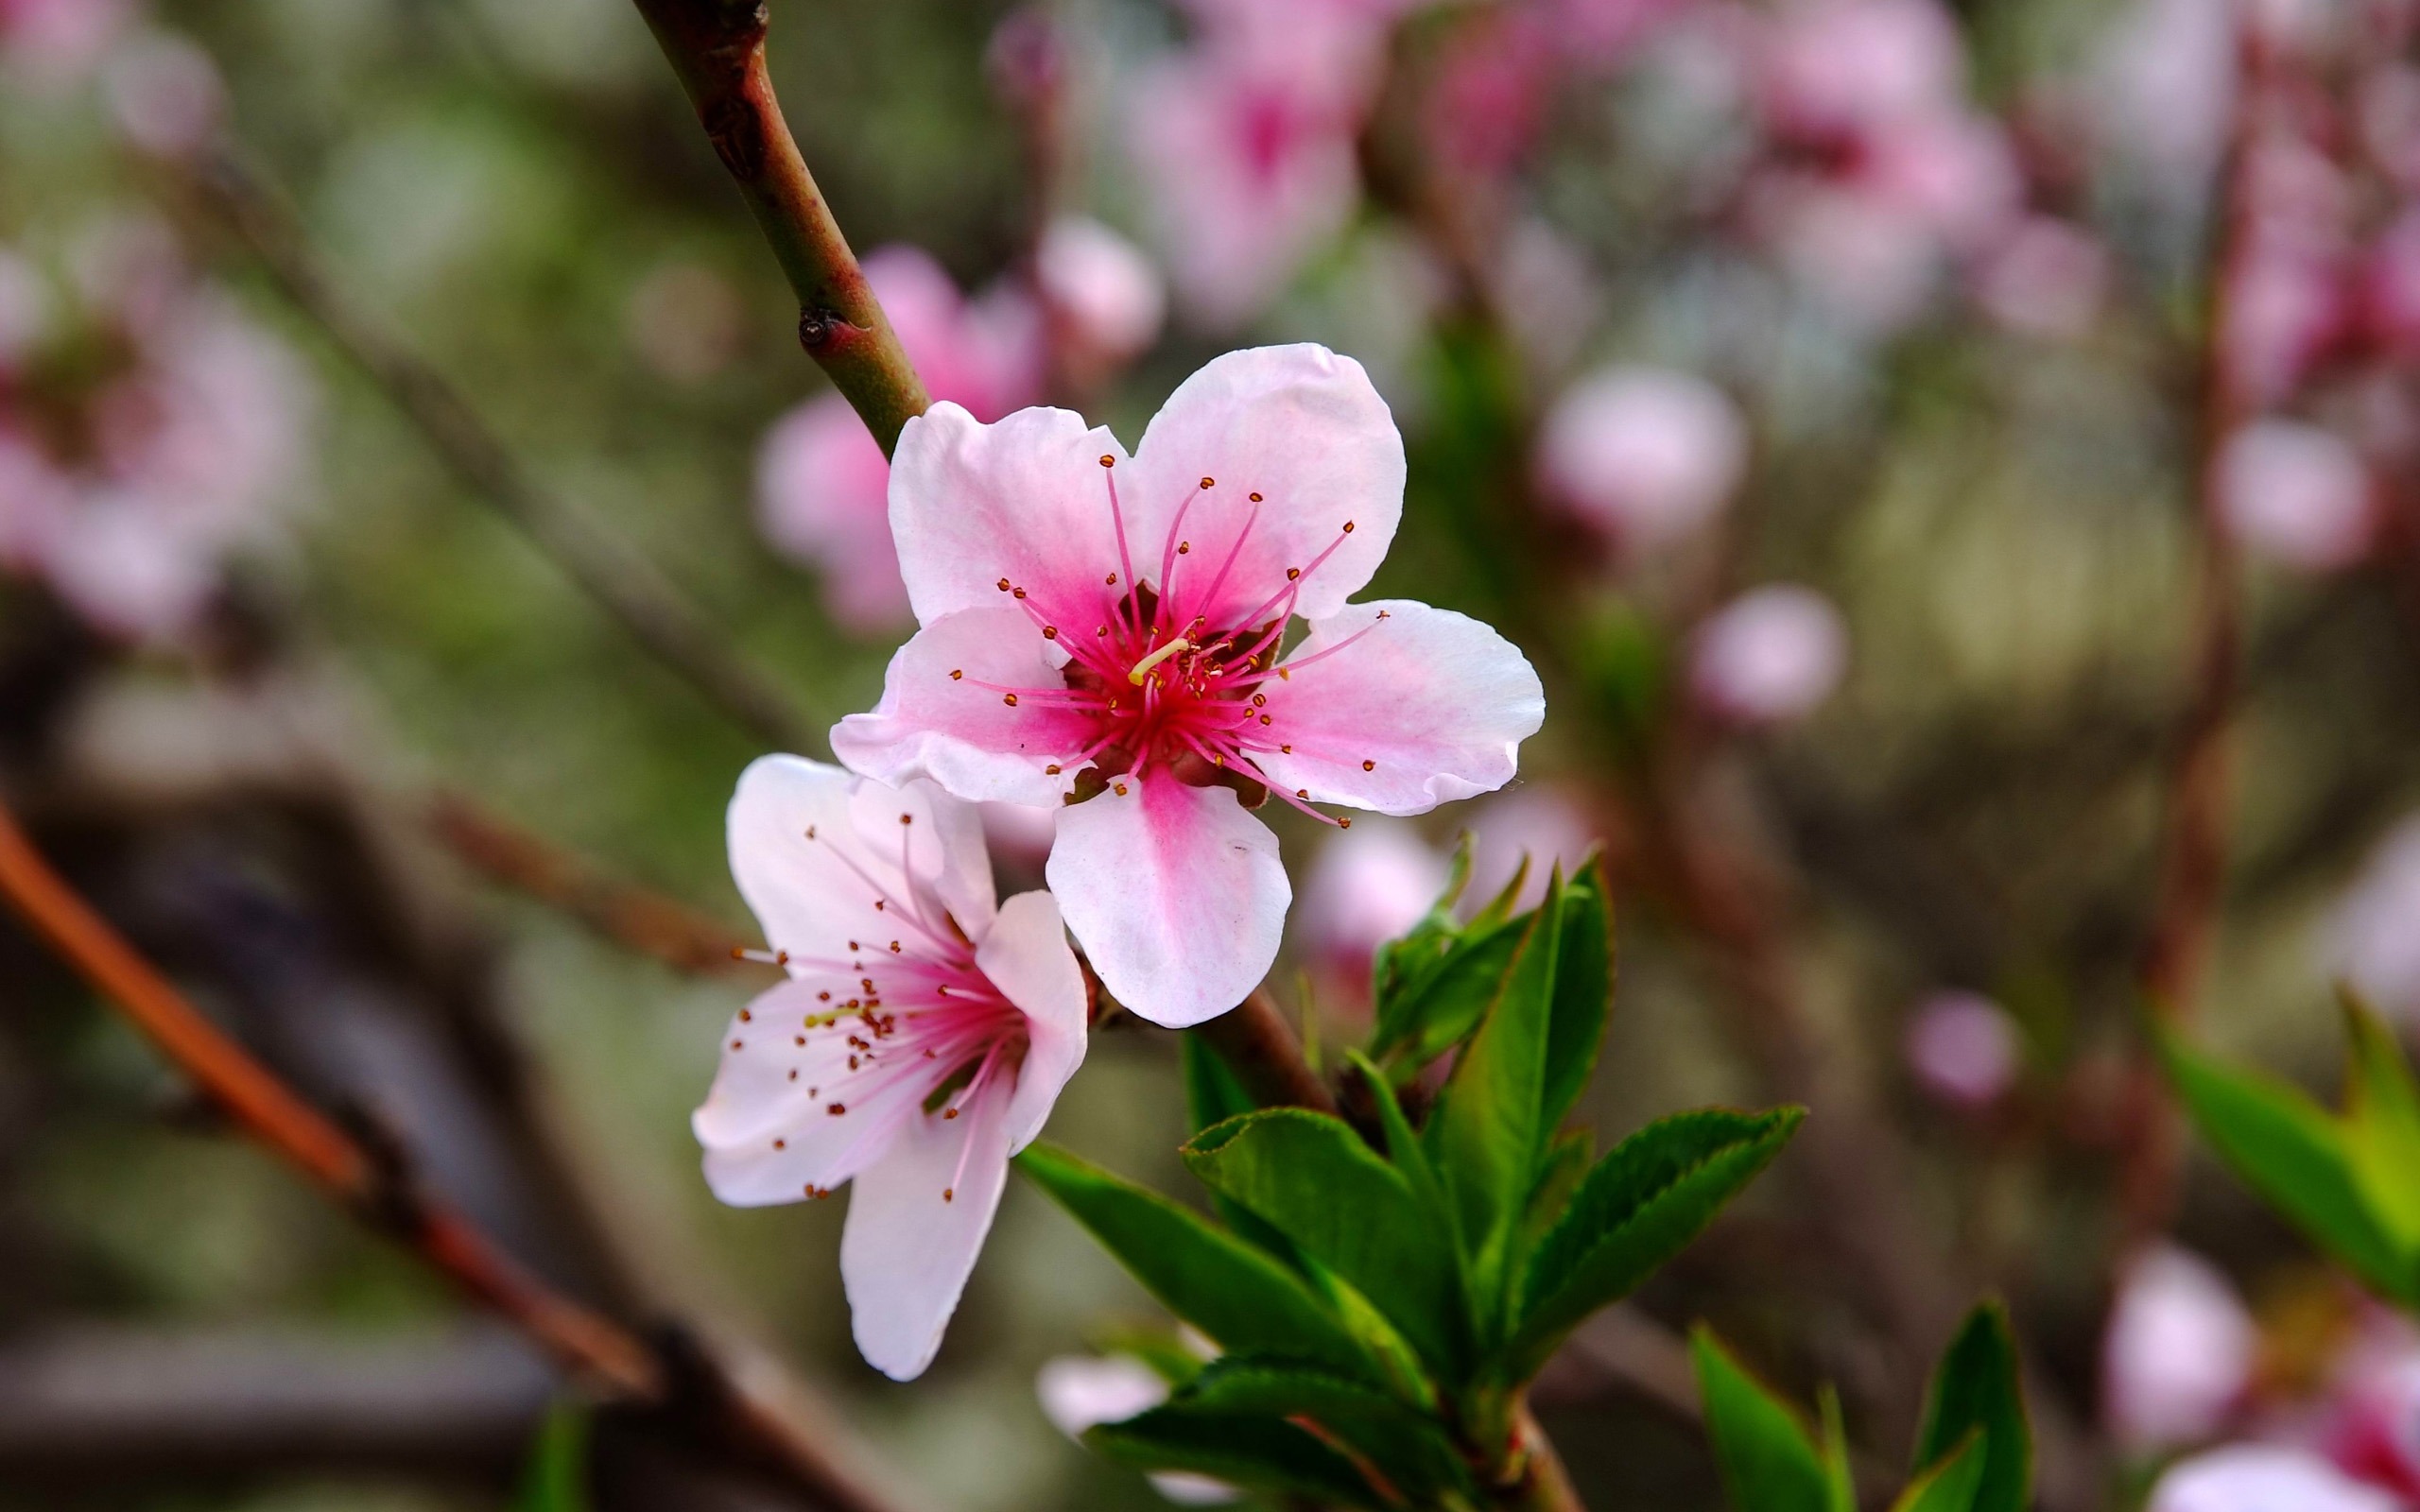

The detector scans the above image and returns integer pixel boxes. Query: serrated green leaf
[514,1400,590,1512]
[2161,1029,2414,1302]
[1692,1329,1833,1512]
[1176,1355,1478,1503]
[1911,1304,2029,1512]
[1014,1143,1382,1385]
[1184,1108,1468,1376]
[2340,995,2420,1253]
[1503,1108,1803,1381]
[1541,856,1614,1138]
[1086,1407,1383,1508]
[1346,1048,1454,1232]
[1893,1434,1985,1512]
[1427,883,1564,1328]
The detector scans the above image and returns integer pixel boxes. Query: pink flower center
[958,460,1386,827]
[749,814,1029,1202]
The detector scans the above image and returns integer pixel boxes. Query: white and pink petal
[1046,774,1288,1027]
[830,609,1091,807]
[839,1074,1015,1381]
[977,888,1090,1151]
[1251,600,1543,816]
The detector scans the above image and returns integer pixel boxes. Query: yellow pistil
[1127,636,1191,685]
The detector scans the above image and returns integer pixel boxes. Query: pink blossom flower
[1129,6,1395,328]
[2331,815,2420,1021]
[1534,366,1746,553]
[1689,585,1849,725]
[1035,216,1167,371]
[2104,1246,2257,1452]
[1974,215,2111,339]
[2214,420,2374,572]
[2149,1446,2403,1512]
[0,0,131,87]
[102,31,225,162]
[1035,1355,1238,1503]
[755,247,1045,632]
[833,345,1545,1025]
[2327,1344,2420,1498]
[1759,0,1965,143]
[694,757,1088,1381]
[1903,990,2022,1110]
[1298,819,1450,978]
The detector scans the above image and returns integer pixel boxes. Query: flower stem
[1498,1402,1587,1512]
[630,0,932,455]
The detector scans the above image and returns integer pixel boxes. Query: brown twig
[181,148,815,754]
[2121,14,2263,1246]
[0,799,908,1512]
[1194,988,1340,1116]
[629,0,931,455]
[425,790,747,976]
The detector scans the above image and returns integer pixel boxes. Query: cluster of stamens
[726,810,1028,1204]
[947,459,1387,826]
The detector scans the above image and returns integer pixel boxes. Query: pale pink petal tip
[2148,1446,2400,1512]
[2215,419,2375,572]
[1038,216,1167,366]
[1690,585,1849,725]
[2103,1246,2256,1452]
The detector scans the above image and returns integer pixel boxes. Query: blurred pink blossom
[0,245,312,641]
[2330,815,2420,1021]
[1689,585,1849,725]
[1130,1,1405,327]
[1903,990,2022,1110]
[2094,0,2236,194]
[1758,0,1964,142]
[1035,215,1167,369]
[102,30,225,161]
[0,0,131,87]
[1461,788,1600,917]
[754,246,1045,632]
[1035,1355,1238,1503]
[2362,210,2420,359]
[2104,1246,2257,1452]
[1298,819,1450,979]
[1534,366,1746,553]
[2214,419,2374,572]
[1974,216,2111,339]
[2327,1343,2420,1499]
[2149,1446,2403,1512]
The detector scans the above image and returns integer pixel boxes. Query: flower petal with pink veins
[694,979,933,1203]
[1046,775,1288,1026]
[977,890,1090,1150]
[830,609,1093,806]
[888,403,1132,626]
[1127,345,1404,626]
[840,1074,1015,1380]
[845,770,997,943]
[1253,601,1543,815]
[730,756,918,959]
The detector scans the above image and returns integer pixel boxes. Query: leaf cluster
[1019,855,1803,1507]
[1692,1303,2031,1512]
[2164,990,2420,1309]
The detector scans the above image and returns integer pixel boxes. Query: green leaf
[1183,1030,1258,1134]
[1345,1048,1454,1231]
[1911,1304,2030,1512]
[1818,1388,1858,1512]
[515,1400,590,1512]
[1426,882,1564,1324]
[1014,1143,1382,1384]
[1372,913,1529,1068]
[2161,1029,2414,1302]
[1524,1127,1595,1246]
[1086,1407,1382,1508]
[1504,1108,1803,1381]
[1176,1355,1478,1503]
[1692,1329,1833,1512]
[1541,856,1615,1138]
[2340,994,2420,1253]
[1184,1108,1468,1375]
[1893,1434,1985,1512]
